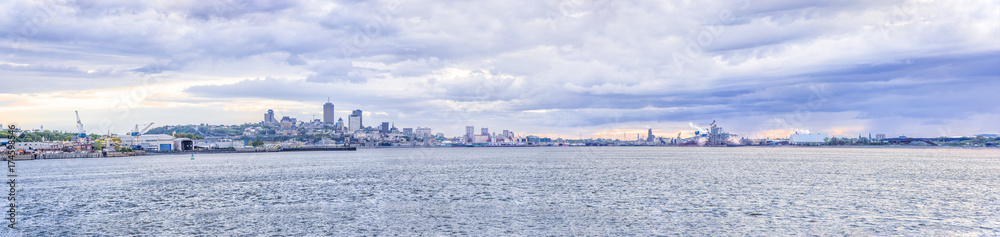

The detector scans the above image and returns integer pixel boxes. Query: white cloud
[1,0,998,137]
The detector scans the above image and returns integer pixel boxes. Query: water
[3,147,999,236]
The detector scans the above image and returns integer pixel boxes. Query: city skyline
[2,0,998,139]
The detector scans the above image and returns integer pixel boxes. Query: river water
[3,147,998,236]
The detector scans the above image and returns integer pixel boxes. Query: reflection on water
[4,147,999,235]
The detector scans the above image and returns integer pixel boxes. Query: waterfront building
[465,126,475,143]
[481,128,488,136]
[336,118,345,131]
[403,128,413,136]
[473,135,490,143]
[128,134,175,151]
[173,138,193,151]
[6,142,60,153]
[323,101,335,124]
[646,128,655,142]
[789,133,828,145]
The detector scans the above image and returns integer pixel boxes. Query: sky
[1,0,998,139]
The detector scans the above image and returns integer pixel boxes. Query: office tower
[323,101,334,124]
[351,109,363,128]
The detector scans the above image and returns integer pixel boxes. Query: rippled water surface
[4,147,999,235]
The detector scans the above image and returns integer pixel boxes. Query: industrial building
[173,138,193,151]
[119,134,175,151]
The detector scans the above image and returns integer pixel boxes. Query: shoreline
[9,145,995,161]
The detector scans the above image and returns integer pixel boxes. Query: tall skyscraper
[647,128,655,142]
[481,128,488,136]
[323,100,334,124]
[349,109,363,132]
[465,126,475,143]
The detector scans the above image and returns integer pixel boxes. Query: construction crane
[74,111,88,142]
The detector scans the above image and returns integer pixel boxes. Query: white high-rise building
[349,115,361,132]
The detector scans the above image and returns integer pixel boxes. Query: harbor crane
[131,122,155,136]
[74,111,88,142]
[130,122,154,150]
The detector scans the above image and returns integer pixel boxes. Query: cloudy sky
[1,0,998,139]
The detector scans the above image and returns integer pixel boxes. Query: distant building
[336,118,345,131]
[173,138,193,151]
[473,135,490,143]
[790,133,827,145]
[276,129,299,136]
[415,127,432,138]
[526,135,540,143]
[6,142,59,153]
[481,128,488,136]
[646,128,655,142]
[389,123,400,134]
[402,128,413,136]
[465,126,475,143]
[502,130,513,139]
[323,102,335,124]
[349,110,363,131]
[280,116,294,129]
[380,122,390,134]
[132,134,175,151]
[263,109,278,125]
